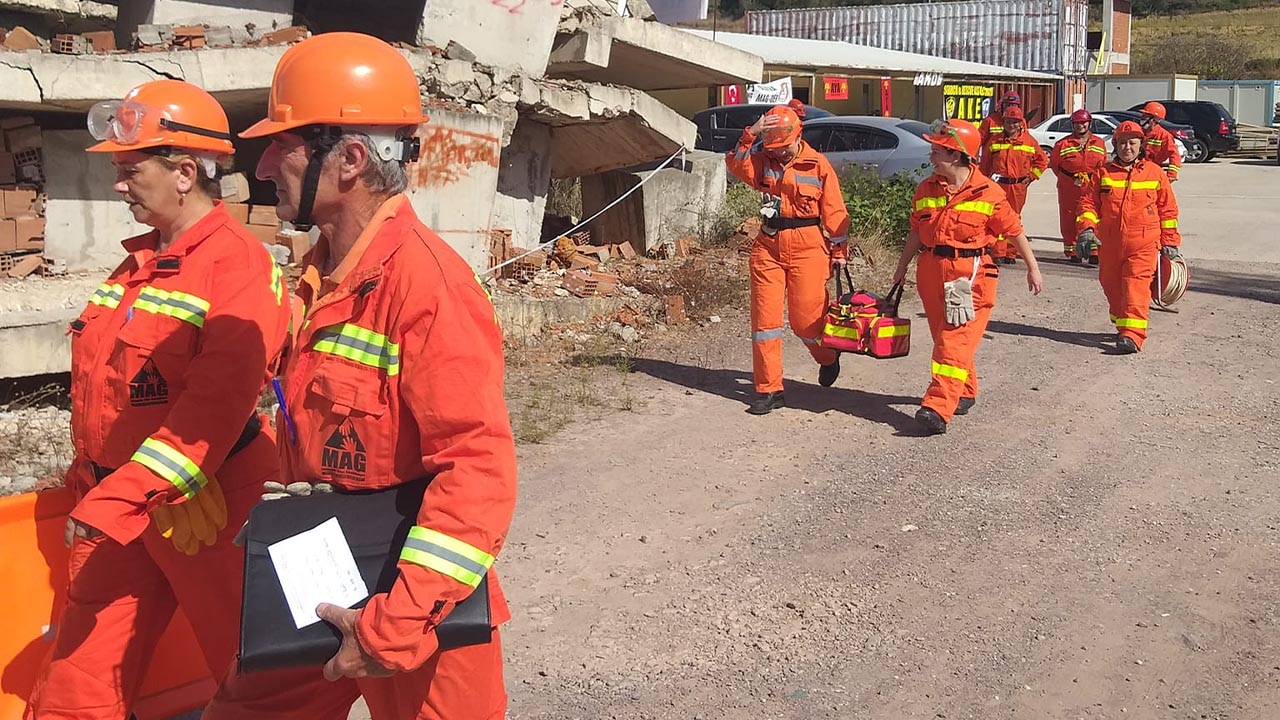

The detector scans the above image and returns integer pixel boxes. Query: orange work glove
[151,477,228,555]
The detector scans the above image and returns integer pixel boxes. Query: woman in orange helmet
[891,118,1043,435]
[726,104,850,415]
[22,80,290,719]
[1075,120,1180,354]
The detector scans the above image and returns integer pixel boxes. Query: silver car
[800,116,933,181]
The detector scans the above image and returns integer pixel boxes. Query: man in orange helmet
[891,118,1043,435]
[25,80,289,718]
[980,105,1048,264]
[979,90,1021,147]
[1137,101,1182,182]
[203,32,516,720]
[1049,108,1108,265]
[726,104,850,415]
[1076,120,1181,354]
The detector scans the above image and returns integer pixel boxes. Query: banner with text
[746,77,793,105]
[943,83,995,122]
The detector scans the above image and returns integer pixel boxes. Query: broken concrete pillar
[403,108,505,272]
[493,119,552,252]
[580,149,726,255]
[43,130,143,271]
[115,0,294,49]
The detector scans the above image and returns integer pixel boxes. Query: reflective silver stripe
[829,235,848,245]
[794,174,822,188]
[763,167,783,182]
[753,328,784,342]
[798,335,821,346]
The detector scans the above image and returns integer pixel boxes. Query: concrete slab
[493,292,661,339]
[0,309,75,378]
[115,0,294,50]
[548,16,762,91]
[416,0,561,77]
[43,130,145,272]
[0,46,287,112]
[0,0,114,20]
[529,82,695,178]
[493,118,553,251]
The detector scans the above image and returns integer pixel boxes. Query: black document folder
[238,478,492,674]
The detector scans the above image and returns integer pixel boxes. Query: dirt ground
[355,158,1280,720]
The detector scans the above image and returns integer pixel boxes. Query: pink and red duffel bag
[821,269,911,359]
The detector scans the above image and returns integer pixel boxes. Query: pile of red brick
[0,116,46,279]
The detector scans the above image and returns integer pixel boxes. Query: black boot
[747,392,785,415]
[1068,255,1082,265]
[954,397,976,416]
[818,356,841,387]
[1088,255,1099,267]
[1116,336,1139,354]
[915,407,947,435]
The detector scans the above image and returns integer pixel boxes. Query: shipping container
[1197,80,1280,127]
[1085,75,1198,113]
[745,0,1088,77]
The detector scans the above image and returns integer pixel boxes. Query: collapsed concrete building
[0,0,762,378]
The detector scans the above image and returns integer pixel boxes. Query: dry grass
[1131,6,1280,77]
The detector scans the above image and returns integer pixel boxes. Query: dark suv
[693,103,834,153]
[1128,100,1240,161]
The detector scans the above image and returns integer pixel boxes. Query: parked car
[692,103,834,153]
[800,116,932,181]
[1126,100,1239,161]
[1096,111,1193,162]
[1029,113,1122,152]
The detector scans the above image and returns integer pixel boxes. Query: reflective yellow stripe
[270,265,284,306]
[1078,211,1099,224]
[1115,317,1148,329]
[823,323,862,340]
[1086,145,1107,154]
[953,201,995,216]
[1099,177,1160,190]
[312,323,401,375]
[1032,167,1043,177]
[989,125,1004,133]
[931,361,969,381]
[132,287,212,328]
[1058,146,1081,155]
[915,196,947,210]
[89,283,125,309]
[989,143,1012,151]
[1012,145,1037,153]
[399,526,495,588]
[876,324,910,338]
[131,437,206,499]
[1168,165,1181,174]
[1161,219,1178,229]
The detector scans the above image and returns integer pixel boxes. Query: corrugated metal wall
[745,0,1087,76]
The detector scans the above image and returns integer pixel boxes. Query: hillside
[1131,5,1280,78]
[704,0,1280,20]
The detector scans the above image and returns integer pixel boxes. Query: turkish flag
[724,85,742,105]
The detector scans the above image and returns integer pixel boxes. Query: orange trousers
[1056,181,1095,259]
[203,632,506,720]
[917,251,999,421]
[749,228,837,393]
[24,432,278,720]
[993,183,1028,260]
[1098,230,1159,349]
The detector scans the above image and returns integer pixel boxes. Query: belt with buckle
[930,245,992,259]
[994,176,1028,185]
[764,216,821,230]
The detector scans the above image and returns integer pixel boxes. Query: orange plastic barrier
[0,489,214,720]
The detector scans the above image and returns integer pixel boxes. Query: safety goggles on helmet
[928,119,963,147]
[88,100,232,149]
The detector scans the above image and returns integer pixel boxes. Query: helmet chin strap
[292,126,342,231]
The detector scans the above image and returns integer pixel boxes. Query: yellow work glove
[151,477,228,556]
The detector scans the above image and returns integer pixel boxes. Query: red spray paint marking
[410,126,500,189]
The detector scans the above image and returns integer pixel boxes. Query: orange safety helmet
[240,31,429,139]
[1002,105,1025,121]
[924,118,981,160]
[1002,91,1021,106]
[1139,101,1167,120]
[1112,120,1146,143]
[86,79,233,155]
[759,105,802,149]
[1070,109,1092,124]
[787,98,807,120]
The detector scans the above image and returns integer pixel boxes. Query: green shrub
[838,164,920,249]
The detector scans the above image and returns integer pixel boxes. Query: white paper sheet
[267,516,370,629]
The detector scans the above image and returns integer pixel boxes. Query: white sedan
[1029,113,1186,160]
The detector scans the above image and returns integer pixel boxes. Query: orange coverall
[979,129,1047,259]
[204,195,516,720]
[1077,159,1181,349]
[911,170,1024,421]
[726,128,850,393]
[1144,122,1183,181]
[1049,133,1108,257]
[25,202,289,719]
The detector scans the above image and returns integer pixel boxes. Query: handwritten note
[267,517,369,629]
